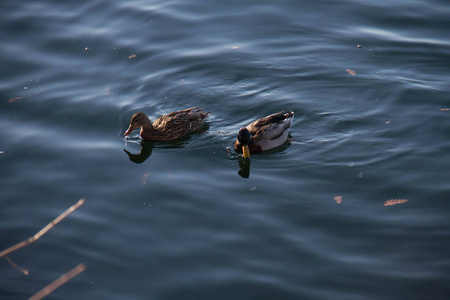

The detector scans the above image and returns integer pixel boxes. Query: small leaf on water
[7,97,22,103]
[334,195,343,204]
[346,69,356,76]
[142,172,151,185]
[384,199,408,206]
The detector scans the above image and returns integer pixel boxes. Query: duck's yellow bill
[242,145,250,159]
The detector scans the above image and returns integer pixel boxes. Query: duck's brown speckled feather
[125,107,210,142]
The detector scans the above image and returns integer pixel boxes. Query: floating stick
[5,255,29,275]
[0,199,85,258]
[29,263,86,300]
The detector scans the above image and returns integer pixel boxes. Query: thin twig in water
[28,263,86,300]
[5,255,29,275]
[0,199,85,259]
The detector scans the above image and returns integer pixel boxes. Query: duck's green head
[238,127,251,159]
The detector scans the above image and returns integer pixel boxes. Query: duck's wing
[247,111,294,139]
[246,111,294,151]
[153,107,202,127]
[153,107,209,135]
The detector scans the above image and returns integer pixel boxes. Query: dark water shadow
[238,158,251,178]
[123,123,211,163]
[123,135,195,164]
[235,138,292,178]
[124,141,155,164]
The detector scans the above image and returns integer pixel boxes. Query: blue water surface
[1,0,450,299]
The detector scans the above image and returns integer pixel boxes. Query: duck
[124,107,210,141]
[234,111,294,158]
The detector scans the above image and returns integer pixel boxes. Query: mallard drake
[234,111,294,158]
[124,107,210,141]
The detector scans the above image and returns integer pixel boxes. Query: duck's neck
[140,122,154,133]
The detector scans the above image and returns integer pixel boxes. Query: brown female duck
[234,111,294,158]
[124,107,210,141]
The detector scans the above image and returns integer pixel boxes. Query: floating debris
[142,172,151,185]
[0,199,85,259]
[29,263,86,300]
[346,68,356,76]
[384,199,408,206]
[334,195,343,204]
[6,89,43,103]
[104,87,113,96]
[7,97,22,103]
[5,255,29,275]
[129,54,136,59]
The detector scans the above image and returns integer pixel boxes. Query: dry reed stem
[28,263,86,300]
[0,199,85,259]
[5,255,29,275]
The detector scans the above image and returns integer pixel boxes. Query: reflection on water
[124,141,154,164]
[123,135,195,164]
[238,158,251,178]
[123,137,269,180]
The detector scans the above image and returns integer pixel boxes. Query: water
[1,0,450,299]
